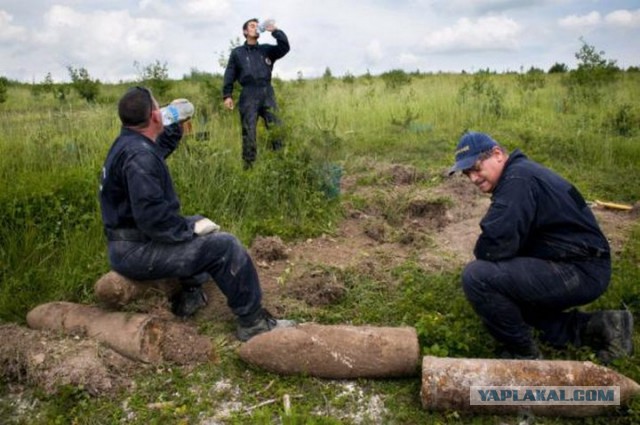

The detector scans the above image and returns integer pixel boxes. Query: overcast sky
[1,0,639,83]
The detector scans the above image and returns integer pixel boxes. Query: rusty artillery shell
[27,301,212,364]
[421,356,640,417]
[94,271,180,307]
[239,323,420,378]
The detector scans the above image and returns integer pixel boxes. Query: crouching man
[99,86,294,341]
[449,131,633,363]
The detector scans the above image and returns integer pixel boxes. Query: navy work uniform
[99,123,263,320]
[222,29,290,167]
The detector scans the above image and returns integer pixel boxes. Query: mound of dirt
[406,196,450,229]
[251,236,289,262]
[388,164,428,185]
[287,268,346,307]
[363,217,392,243]
[161,322,217,365]
[0,324,137,396]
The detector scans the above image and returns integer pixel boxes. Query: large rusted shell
[239,323,420,378]
[421,356,640,417]
[94,271,180,307]
[27,302,211,364]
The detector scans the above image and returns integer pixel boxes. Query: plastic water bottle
[160,99,194,126]
[258,19,275,33]
[160,105,180,126]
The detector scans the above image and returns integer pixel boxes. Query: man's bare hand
[223,97,234,110]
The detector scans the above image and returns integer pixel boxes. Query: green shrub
[516,66,546,93]
[564,38,620,103]
[381,69,412,89]
[136,60,172,100]
[606,103,638,136]
[0,76,8,104]
[548,62,568,73]
[67,66,101,102]
[457,70,505,118]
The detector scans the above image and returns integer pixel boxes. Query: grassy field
[1,69,640,424]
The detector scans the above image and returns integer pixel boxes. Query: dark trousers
[107,232,262,319]
[462,257,611,350]
[238,85,282,165]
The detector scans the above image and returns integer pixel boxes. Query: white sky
[1,0,639,83]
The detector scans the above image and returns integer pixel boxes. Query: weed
[606,103,638,137]
[457,70,505,119]
[381,69,412,90]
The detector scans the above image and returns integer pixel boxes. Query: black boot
[495,342,542,360]
[236,308,296,342]
[582,310,634,364]
[170,285,208,318]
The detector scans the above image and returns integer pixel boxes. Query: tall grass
[1,72,639,321]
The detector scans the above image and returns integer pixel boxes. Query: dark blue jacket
[222,29,290,99]
[474,150,610,261]
[100,124,197,243]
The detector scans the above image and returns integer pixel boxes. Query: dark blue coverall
[222,30,290,166]
[99,124,262,319]
[462,150,611,352]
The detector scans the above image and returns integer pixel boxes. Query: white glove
[194,218,220,235]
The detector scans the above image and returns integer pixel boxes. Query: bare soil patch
[0,324,137,396]
[286,268,346,307]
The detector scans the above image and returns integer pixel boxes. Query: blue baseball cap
[448,132,498,175]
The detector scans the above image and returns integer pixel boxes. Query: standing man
[223,18,290,169]
[449,131,633,363]
[99,87,294,341]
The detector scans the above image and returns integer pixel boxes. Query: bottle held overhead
[258,19,275,33]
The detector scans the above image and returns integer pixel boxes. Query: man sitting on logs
[99,86,294,341]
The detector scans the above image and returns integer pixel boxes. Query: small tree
[548,62,568,74]
[43,72,55,94]
[342,71,355,84]
[381,69,411,90]
[516,66,546,93]
[564,38,619,102]
[135,60,171,99]
[67,66,100,102]
[457,70,505,118]
[0,76,9,104]
[322,67,333,90]
[217,37,242,71]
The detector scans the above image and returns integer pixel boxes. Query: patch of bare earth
[0,324,138,396]
[252,163,638,308]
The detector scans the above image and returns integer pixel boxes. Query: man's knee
[462,260,497,301]
[206,232,240,249]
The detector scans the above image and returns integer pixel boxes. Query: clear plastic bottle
[258,19,275,33]
[160,99,194,126]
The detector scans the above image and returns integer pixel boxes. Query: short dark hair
[118,86,154,127]
[242,18,258,32]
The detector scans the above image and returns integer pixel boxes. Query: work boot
[496,342,542,360]
[582,310,634,364]
[236,308,296,342]
[170,285,208,318]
